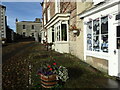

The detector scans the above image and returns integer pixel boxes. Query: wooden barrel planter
[40,74,58,88]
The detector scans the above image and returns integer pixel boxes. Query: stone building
[41,0,120,78]
[0,4,6,40]
[16,18,42,42]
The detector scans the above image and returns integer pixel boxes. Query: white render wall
[47,28,52,43]
[55,41,69,53]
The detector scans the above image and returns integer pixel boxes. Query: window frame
[86,16,109,53]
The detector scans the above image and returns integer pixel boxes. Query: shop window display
[101,16,108,52]
[117,26,120,49]
[86,16,108,53]
[87,21,92,51]
[93,19,100,52]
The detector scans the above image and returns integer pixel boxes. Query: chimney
[35,18,40,22]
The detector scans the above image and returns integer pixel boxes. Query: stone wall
[86,56,108,73]
[50,2,55,18]
[69,2,93,60]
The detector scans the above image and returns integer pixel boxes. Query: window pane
[23,25,25,29]
[116,13,120,20]
[32,33,34,37]
[57,27,59,41]
[23,32,26,36]
[117,26,120,37]
[93,36,100,51]
[61,24,67,41]
[87,21,92,51]
[52,29,54,42]
[93,19,100,35]
[101,16,108,34]
[117,38,120,49]
[101,35,108,52]
[101,16,108,52]
[59,26,60,41]
[93,19,100,52]
[32,25,34,29]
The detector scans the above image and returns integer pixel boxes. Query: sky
[2,2,42,32]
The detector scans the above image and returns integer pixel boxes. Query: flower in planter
[57,66,69,82]
[37,62,69,82]
[69,25,79,31]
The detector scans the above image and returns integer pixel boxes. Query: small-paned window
[86,16,108,53]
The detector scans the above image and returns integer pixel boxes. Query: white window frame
[55,21,68,42]
[93,0,105,5]
[84,16,109,60]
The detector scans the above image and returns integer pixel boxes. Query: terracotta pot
[40,74,57,88]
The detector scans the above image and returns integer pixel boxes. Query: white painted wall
[47,28,52,43]
[55,41,69,53]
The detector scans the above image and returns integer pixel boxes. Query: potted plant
[37,62,69,88]
[69,25,80,36]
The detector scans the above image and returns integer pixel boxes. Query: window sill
[86,51,109,60]
[55,41,69,44]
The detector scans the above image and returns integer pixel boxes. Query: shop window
[117,26,120,49]
[61,24,67,41]
[87,21,92,51]
[93,19,100,52]
[86,16,108,53]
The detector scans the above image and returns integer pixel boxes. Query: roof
[16,21,42,24]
